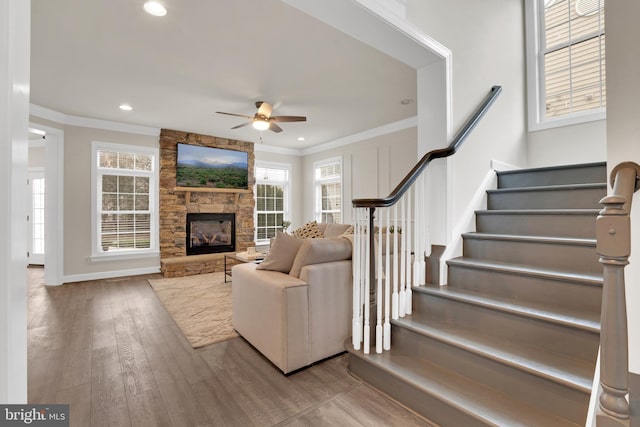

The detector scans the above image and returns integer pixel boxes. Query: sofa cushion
[323,223,351,238]
[289,237,352,278]
[256,231,303,273]
[292,221,324,239]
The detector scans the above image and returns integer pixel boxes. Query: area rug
[148,272,238,348]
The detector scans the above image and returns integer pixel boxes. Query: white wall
[407,0,528,243]
[30,118,161,282]
[301,127,417,225]
[254,150,304,230]
[0,0,29,403]
[605,0,640,375]
[528,121,607,168]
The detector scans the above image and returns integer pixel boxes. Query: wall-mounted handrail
[353,85,502,209]
[596,161,640,426]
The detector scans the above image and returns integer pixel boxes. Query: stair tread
[488,182,606,194]
[496,161,606,176]
[462,232,596,246]
[393,316,596,392]
[347,343,581,427]
[475,208,600,216]
[414,285,600,333]
[446,257,603,286]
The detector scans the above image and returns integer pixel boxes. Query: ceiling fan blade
[268,122,283,133]
[216,111,254,119]
[271,115,307,123]
[256,101,273,119]
[231,121,252,130]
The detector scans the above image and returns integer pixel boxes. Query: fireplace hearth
[186,213,235,255]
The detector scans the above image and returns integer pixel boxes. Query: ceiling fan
[216,101,306,133]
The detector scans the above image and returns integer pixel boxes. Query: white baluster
[405,189,412,315]
[376,209,383,354]
[363,209,371,354]
[392,204,399,320]
[352,208,361,349]
[399,195,406,318]
[416,174,426,286]
[384,207,391,350]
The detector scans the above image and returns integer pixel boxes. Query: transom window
[526,0,606,130]
[91,142,158,258]
[255,163,290,244]
[314,158,342,224]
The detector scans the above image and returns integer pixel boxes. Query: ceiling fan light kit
[216,101,306,134]
[252,120,270,131]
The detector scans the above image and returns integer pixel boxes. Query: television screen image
[176,143,248,189]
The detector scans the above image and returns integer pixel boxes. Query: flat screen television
[176,143,249,189]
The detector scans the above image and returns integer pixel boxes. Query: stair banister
[350,85,502,354]
[596,161,640,426]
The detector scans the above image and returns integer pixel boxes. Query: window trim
[90,141,160,261]
[525,0,606,132]
[313,157,343,224]
[254,160,291,245]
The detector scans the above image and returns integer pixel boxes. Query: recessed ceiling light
[29,127,46,136]
[144,1,167,16]
[119,104,133,111]
[297,137,305,141]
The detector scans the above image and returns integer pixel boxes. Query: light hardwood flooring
[26,267,434,427]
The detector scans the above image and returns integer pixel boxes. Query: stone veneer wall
[159,129,255,276]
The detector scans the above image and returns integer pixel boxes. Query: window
[91,141,159,259]
[526,0,605,130]
[314,158,342,224]
[255,163,290,244]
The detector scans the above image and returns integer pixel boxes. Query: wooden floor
[26,267,433,427]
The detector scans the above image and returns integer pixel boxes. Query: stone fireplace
[159,129,255,277]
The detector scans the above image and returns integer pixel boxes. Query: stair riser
[391,326,590,424]
[446,264,602,315]
[476,212,597,238]
[497,164,607,189]
[463,237,601,275]
[348,354,488,427]
[411,293,599,361]
[487,187,606,210]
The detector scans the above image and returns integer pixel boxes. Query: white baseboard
[63,266,161,284]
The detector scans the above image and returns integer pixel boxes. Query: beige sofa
[232,223,352,374]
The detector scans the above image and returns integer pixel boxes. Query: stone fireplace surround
[159,129,255,277]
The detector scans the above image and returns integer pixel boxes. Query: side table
[224,253,264,283]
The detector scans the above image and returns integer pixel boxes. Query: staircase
[347,162,607,426]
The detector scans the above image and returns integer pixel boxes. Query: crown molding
[29,104,161,136]
[301,115,417,156]
[30,103,417,157]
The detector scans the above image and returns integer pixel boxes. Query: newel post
[596,162,640,427]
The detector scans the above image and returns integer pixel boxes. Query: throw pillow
[256,231,304,273]
[323,223,351,238]
[289,237,353,278]
[292,221,324,239]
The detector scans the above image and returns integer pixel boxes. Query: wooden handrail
[352,85,502,208]
[596,161,640,426]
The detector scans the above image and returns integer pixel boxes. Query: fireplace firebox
[186,213,235,255]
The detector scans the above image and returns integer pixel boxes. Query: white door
[28,171,45,265]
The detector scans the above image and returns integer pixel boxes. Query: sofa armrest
[231,263,310,373]
[300,260,352,362]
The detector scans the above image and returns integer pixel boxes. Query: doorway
[28,169,45,266]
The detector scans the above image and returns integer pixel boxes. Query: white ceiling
[30,0,419,150]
